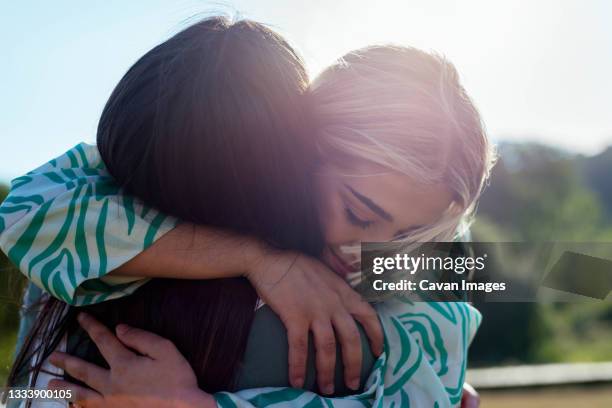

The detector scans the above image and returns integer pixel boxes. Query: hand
[246,249,384,395]
[48,313,216,408]
[461,383,480,408]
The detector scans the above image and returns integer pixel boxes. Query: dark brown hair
[8,15,324,397]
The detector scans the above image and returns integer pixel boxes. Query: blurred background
[1,1,611,406]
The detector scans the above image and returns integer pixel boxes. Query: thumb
[115,324,177,360]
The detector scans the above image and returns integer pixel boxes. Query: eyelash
[345,207,374,229]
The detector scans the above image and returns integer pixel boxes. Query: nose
[339,229,398,268]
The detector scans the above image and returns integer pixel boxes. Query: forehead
[333,162,454,228]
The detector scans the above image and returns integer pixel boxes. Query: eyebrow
[345,184,394,222]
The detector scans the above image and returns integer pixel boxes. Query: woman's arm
[114,223,385,392]
[114,226,384,394]
[0,143,178,305]
[110,222,266,280]
[0,144,383,393]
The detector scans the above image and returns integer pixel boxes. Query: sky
[1,0,611,181]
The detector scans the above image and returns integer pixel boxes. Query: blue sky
[1,0,611,181]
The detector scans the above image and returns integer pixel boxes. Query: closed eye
[345,207,374,229]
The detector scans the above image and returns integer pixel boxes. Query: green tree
[469,143,612,365]
[0,182,27,385]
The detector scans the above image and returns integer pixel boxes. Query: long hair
[311,45,496,242]
[8,16,324,396]
[309,46,496,286]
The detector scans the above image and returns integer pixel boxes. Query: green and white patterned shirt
[0,144,481,407]
[0,143,178,305]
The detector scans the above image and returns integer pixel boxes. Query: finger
[77,313,134,366]
[311,320,336,395]
[49,351,110,393]
[332,313,362,391]
[351,302,384,356]
[286,322,309,389]
[48,378,103,406]
[115,324,179,360]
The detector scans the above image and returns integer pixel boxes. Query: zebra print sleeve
[0,143,178,306]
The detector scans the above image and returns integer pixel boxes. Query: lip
[325,247,358,278]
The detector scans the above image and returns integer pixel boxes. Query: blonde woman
[1,22,494,408]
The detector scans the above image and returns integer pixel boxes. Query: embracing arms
[0,143,382,394]
[113,222,384,393]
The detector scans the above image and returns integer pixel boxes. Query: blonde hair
[310,45,496,247]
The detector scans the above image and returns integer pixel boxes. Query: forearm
[111,222,267,280]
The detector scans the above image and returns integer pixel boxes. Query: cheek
[318,193,355,245]
[324,217,351,245]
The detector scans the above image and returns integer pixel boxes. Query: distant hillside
[0,183,7,201]
[578,146,612,220]
[490,142,612,221]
